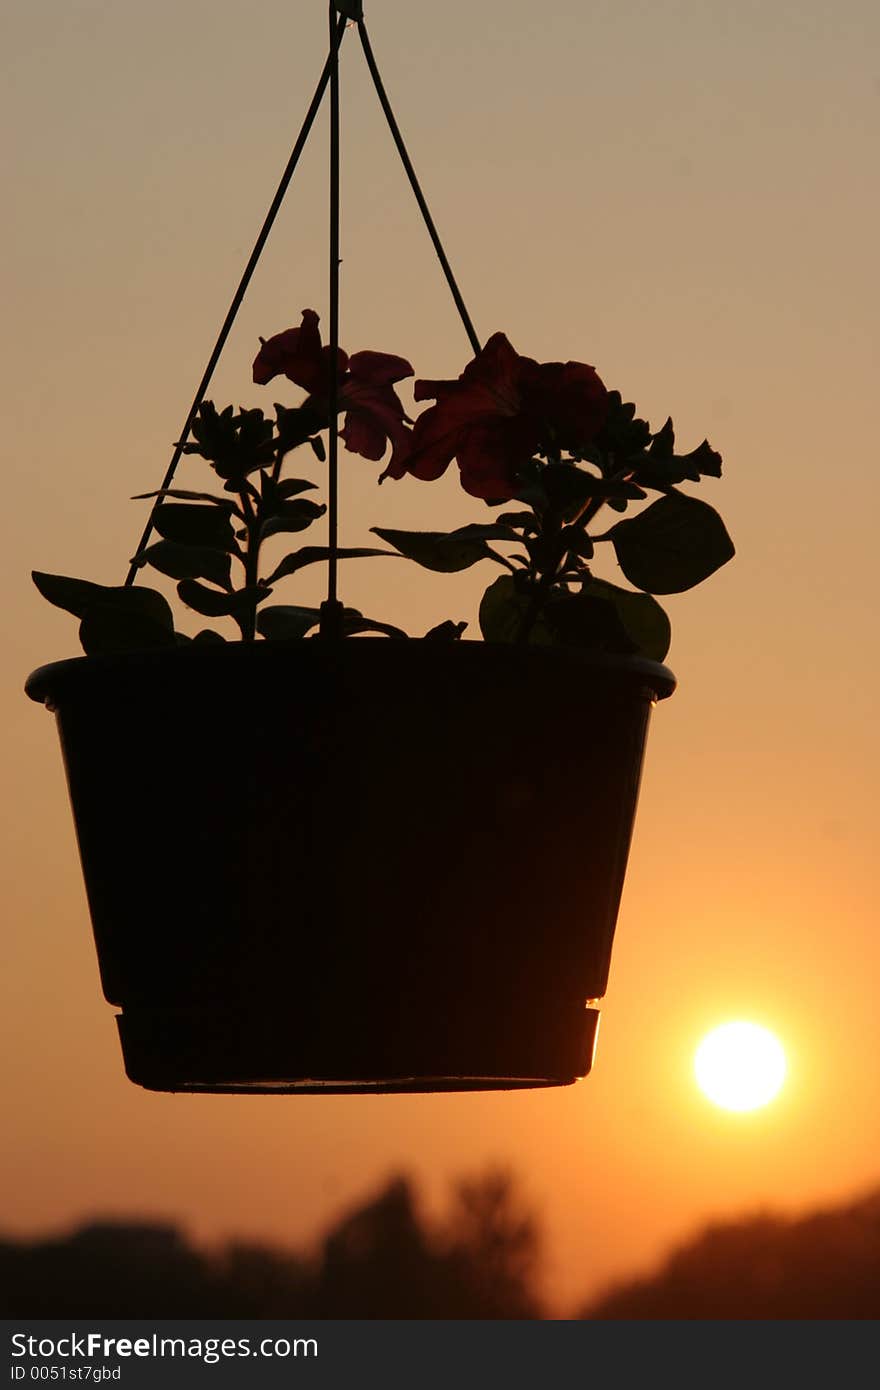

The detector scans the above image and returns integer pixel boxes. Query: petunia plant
[374,328,733,661]
[33,308,733,660]
[32,315,423,651]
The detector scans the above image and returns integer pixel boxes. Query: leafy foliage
[371,526,516,573]
[583,1184,880,1319]
[33,315,732,660]
[0,1169,543,1319]
[156,402,338,641]
[380,352,732,657]
[32,574,177,653]
[610,493,734,594]
[34,399,415,652]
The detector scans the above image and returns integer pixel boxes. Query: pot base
[116,1002,601,1094]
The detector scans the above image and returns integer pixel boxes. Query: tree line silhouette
[4,1170,880,1318]
[582,1186,880,1319]
[1,1171,541,1319]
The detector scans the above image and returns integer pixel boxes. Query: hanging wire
[357,20,481,357]
[319,2,345,638]
[127,7,482,633]
[125,14,348,586]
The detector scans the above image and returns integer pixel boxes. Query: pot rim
[25,637,676,706]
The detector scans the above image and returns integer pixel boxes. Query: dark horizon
[5,1169,880,1320]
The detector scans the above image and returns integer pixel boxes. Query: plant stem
[239,486,260,642]
[515,571,553,645]
[572,456,633,532]
[515,513,562,644]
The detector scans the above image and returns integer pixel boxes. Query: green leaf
[680,440,722,479]
[274,403,326,458]
[79,605,178,656]
[557,578,671,661]
[543,463,645,514]
[452,522,521,542]
[340,612,408,639]
[595,390,652,458]
[649,416,675,456]
[276,478,319,499]
[177,580,241,618]
[263,546,392,587]
[610,492,735,594]
[371,527,498,573]
[496,510,539,533]
[565,531,595,560]
[256,605,321,640]
[542,463,607,512]
[631,437,723,488]
[187,402,275,480]
[150,503,237,551]
[477,572,670,659]
[543,591,635,654]
[478,575,552,645]
[132,488,240,512]
[32,572,174,629]
[423,619,468,641]
[131,540,233,590]
[256,604,408,641]
[260,499,327,539]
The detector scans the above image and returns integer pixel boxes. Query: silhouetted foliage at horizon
[6,1171,880,1319]
[581,1187,880,1319]
[0,1170,543,1320]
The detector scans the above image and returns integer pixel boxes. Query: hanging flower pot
[26,9,733,1093]
[26,641,672,1092]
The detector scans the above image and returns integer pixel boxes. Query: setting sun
[694,1022,787,1113]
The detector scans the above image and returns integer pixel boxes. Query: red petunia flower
[384,332,608,501]
[253,308,347,393]
[253,310,413,472]
[338,350,414,478]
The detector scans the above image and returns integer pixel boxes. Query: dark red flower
[339,350,414,478]
[386,332,608,500]
[253,308,347,393]
[253,310,413,470]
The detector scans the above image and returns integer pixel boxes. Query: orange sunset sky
[3,0,878,1311]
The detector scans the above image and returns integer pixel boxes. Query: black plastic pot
[26,640,674,1093]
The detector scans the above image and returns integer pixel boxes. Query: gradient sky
[3,0,879,1310]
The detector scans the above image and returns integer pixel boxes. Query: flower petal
[414,333,525,410]
[339,376,414,470]
[458,332,526,413]
[403,333,604,501]
[340,411,387,462]
[397,401,463,482]
[413,376,458,403]
[252,310,348,394]
[521,360,608,448]
[456,419,535,500]
[347,350,413,386]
